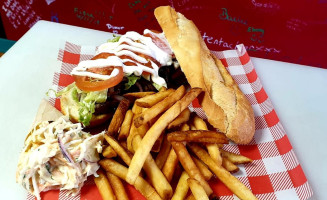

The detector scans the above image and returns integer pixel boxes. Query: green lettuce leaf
[152,82,163,91]
[125,75,141,90]
[52,83,108,126]
[78,89,108,126]
[107,35,121,43]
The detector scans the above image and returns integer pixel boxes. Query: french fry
[220,149,253,164]
[99,159,162,200]
[104,135,131,166]
[152,133,164,152]
[135,88,175,108]
[167,108,191,129]
[171,142,212,196]
[193,116,222,166]
[155,136,172,169]
[134,85,186,128]
[132,135,173,199]
[185,194,196,200]
[107,98,130,136]
[222,157,239,173]
[132,103,143,114]
[171,171,190,200]
[162,148,178,182]
[102,145,117,158]
[159,86,167,91]
[127,114,149,152]
[180,123,190,131]
[167,130,228,143]
[107,172,129,200]
[191,156,213,181]
[118,109,133,140]
[94,169,116,200]
[123,91,155,100]
[188,178,209,200]
[188,143,258,200]
[126,88,202,184]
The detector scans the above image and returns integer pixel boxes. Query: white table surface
[0,20,326,200]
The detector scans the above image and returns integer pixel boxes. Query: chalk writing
[247,27,264,43]
[219,8,248,26]
[286,18,308,32]
[51,12,59,22]
[106,23,124,34]
[218,8,265,44]
[202,32,280,53]
[127,0,154,21]
[128,0,141,8]
[251,0,280,9]
[44,0,56,5]
[2,0,41,29]
[74,8,100,25]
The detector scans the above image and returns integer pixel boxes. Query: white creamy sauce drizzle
[71,29,173,88]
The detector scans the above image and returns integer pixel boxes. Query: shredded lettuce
[107,35,121,43]
[52,83,108,126]
[125,75,141,90]
[77,89,108,126]
[152,82,162,91]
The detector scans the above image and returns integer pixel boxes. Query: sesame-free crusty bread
[154,6,255,144]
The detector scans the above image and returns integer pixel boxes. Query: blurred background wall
[0,0,326,68]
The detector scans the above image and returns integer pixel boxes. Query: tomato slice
[73,66,124,91]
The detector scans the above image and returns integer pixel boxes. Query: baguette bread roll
[154,6,255,144]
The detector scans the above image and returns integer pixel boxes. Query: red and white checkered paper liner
[29,41,313,200]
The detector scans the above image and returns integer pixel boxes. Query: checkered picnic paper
[29,41,313,200]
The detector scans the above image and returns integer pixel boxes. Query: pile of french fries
[95,85,258,200]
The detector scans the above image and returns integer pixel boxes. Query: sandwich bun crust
[60,87,111,127]
[154,6,255,144]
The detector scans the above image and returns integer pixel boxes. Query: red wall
[1,0,327,68]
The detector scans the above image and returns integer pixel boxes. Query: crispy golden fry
[132,135,173,199]
[188,178,209,200]
[207,144,222,166]
[123,91,155,100]
[152,133,164,152]
[188,144,258,200]
[102,145,117,158]
[134,86,186,128]
[94,169,116,200]
[159,87,167,92]
[220,149,253,164]
[126,88,202,184]
[118,110,133,140]
[171,142,212,196]
[167,130,228,143]
[222,157,239,173]
[180,123,190,131]
[162,148,178,182]
[171,171,190,200]
[191,156,213,181]
[99,159,162,200]
[193,116,223,166]
[132,103,143,114]
[107,98,130,136]
[167,108,191,129]
[185,194,196,200]
[135,88,175,108]
[155,136,172,169]
[107,172,128,200]
[127,114,149,152]
[104,135,131,165]
[190,124,197,130]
